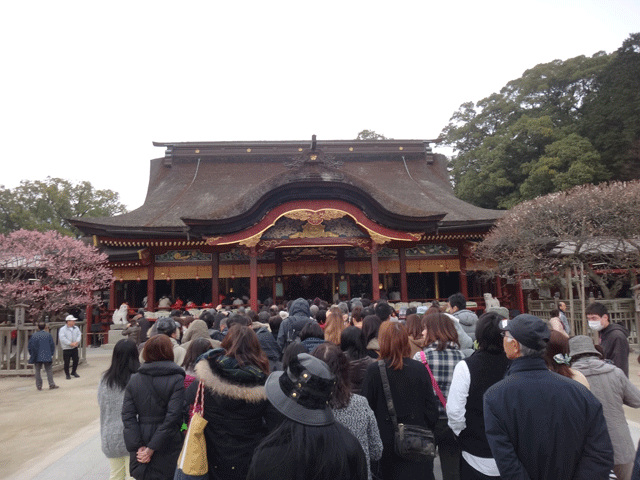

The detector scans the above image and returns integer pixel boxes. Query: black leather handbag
[378,360,436,462]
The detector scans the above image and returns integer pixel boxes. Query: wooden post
[371,242,380,302]
[459,255,469,298]
[516,278,525,314]
[250,248,258,312]
[147,261,156,311]
[109,281,116,310]
[399,247,408,302]
[211,252,219,306]
[434,272,440,301]
[274,251,283,302]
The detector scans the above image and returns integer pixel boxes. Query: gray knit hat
[568,335,603,359]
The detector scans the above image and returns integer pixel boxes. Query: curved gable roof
[70,139,503,238]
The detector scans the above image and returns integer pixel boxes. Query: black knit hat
[264,353,336,426]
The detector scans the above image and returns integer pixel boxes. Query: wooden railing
[528,298,637,343]
[0,322,86,375]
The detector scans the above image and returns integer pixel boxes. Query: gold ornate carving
[239,234,262,248]
[408,233,424,241]
[259,240,285,249]
[205,236,221,245]
[289,222,339,239]
[368,230,392,245]
[284,209,346,225]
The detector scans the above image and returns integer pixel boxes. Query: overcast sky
[1,0,638,210]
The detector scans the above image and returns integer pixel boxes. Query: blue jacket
[483,356,613,480]
[28,330,56,363]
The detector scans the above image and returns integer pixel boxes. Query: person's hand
[137,446,154,463]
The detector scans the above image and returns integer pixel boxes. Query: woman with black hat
[247,353,368,480]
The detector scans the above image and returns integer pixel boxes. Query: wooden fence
[0,321,87,376]
[528,298,637,343]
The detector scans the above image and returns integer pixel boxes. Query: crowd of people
[85,295,640,480]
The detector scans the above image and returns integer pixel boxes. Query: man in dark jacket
[28,322,59,390]
[277,298,314,350]
[484,314,613,480]
[586,302,630,377]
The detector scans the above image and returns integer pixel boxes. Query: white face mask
[588,320,604,332]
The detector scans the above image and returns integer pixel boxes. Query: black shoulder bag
[377,360,436,462]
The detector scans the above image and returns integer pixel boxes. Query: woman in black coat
[184,325,282,480]
[122,335,185,480]
[362,321,439,480]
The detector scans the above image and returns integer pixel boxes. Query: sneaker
[49,385,59,390]
[72,373,80,378]
[66,375,71,380]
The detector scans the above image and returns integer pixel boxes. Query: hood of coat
[572,356,617,376]
[195,348,268,403]
[453,309,478,326]
[138,360,185,378]
[289,298,311,319]
[601,322,630,338]
[252,321,271,332]
[183,319,209,342]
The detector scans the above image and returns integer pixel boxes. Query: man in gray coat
[448,293,479,341]
[570,335,640,480]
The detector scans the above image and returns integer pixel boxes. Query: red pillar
[399,247,408,302]
[516,278,526,314]
[371,243,380,302]
[211,252,219,306]
[109,281,116,310]
[273,251,283,303]
[85,304,92,346]
[459,255,469,298]
[250,248,258,312]
[147,261,156,311]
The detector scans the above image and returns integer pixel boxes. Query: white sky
[1,0,638,210]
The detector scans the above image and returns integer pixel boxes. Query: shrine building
[70,137,511,313]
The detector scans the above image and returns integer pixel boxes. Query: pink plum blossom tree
[0,229,113,319]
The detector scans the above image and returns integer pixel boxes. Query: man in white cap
[59,314,82,379]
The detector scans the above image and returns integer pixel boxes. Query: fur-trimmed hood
[194,350,267,403]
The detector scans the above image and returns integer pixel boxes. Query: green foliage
[580,33,640,179]
[356,130,388,140]
[0,177,128,237]
[442,42,626,209]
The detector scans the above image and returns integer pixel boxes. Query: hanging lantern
[136,275,141,282]
[195,266,200,281]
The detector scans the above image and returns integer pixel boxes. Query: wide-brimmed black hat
[265,353,336,426]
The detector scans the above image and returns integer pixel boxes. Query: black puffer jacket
[184,348,283,480]
[122,360,185,480]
